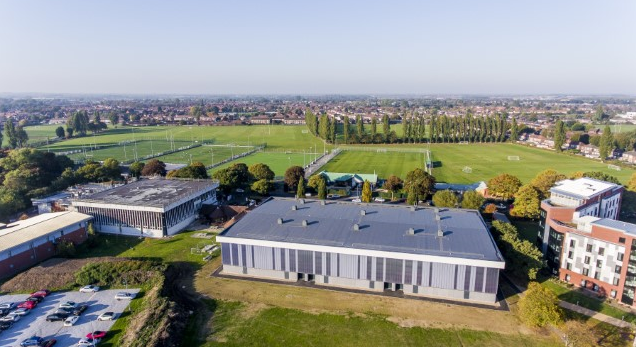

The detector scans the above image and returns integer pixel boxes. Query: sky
[0,0,634,95]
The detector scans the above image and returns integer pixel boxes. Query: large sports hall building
[217,198,505,303]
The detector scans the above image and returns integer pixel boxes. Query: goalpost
[458,141,469,145]
[376,148,387,153]
[507,156,520,161]
[608,164,621,171]
[301,129,309,134]
[462,166,472,173]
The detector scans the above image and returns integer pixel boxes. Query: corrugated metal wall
[221,242,499,294]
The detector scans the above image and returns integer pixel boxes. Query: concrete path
[558,301,633,328]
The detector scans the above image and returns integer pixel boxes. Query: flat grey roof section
[592,219,636,235]
[221,198,504,262]
[73,178,216,208]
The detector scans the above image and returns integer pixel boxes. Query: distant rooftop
[319,171,378,184]
[73,178,217,208]
[0,211,92,253]
[550,178,619,200]
[592,219,636,236]
[221,198,504,262]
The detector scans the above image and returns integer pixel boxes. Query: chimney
[277,218,283,225]
[360,210,366,216]
[407,228,415,235]
[302,220,308,227]
[291,205,297,211]
[352,224,360,231]
[437,228,444,237]
[299,199,305,204]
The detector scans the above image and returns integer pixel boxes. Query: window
[613,277,620,286]
[619,237,626,244]
[596,260,603,268]
[570,239,576,247]
[594,272,600,280]
[598,247,605,256]
[584,256,591,264]
[566,263,572,270]
[611,290,617,298]
[586,244,593,252]
[568,251,574,259]
[617,253,624,262]
[565,274,571,282]
[615,265,622,274]
[582,268,589,276]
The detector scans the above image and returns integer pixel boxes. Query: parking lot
[0,288,140,347]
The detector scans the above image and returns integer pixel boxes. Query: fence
[205,144,266,170]
[304,148,342,178]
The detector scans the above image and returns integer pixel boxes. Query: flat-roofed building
[217,198,505,304]
[0,211,93,279]
[73,178,218,238]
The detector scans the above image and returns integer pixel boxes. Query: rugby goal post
[301,129,309,134]
[377,148,387,153]
[507,156,520,161]
[458,141,469,145]
[462,166,472,173]
[607,164,621,171]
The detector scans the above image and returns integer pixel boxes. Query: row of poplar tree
[306,110,517,144]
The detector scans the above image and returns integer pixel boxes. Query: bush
[56,240,76,258]
[74,260,165,287]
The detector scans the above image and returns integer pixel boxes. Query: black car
[0,321,12,330]
[26,296,43,304]
[72,304,88,316]
[45,313,69,322]
[0,308,10,317]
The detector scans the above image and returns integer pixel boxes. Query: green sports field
[209,151,309,177]
[320,144,634,184]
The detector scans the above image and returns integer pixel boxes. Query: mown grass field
[210,151,312,177]
[322,144,634,184]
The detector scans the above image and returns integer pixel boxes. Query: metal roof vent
[437,228,444,237]
[360,210,366,216]
[299,199,305,204]
[291,205,297,211]
[435,214,441,222]
[410,206,416,212]
[277,218,283,225]
[302,220,308,227]
[320,200,326,206]
[352,223,360,231]
[407,228,415,235]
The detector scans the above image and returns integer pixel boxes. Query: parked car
[351,198,361,203]
[0,313,20,322]
[41,339,57,347]
[20,336,43,346]
[0,308,11,317]
[86,331,107,339]
[0,321,13,330]
[0,303,16,310]
[46,313,69,322]
[17,301,37,309]
[97,312,115,321]
[59,301,77,309]
[13,308,30,316]
[26,296,43,304]
[73,304,88,316]
[115,292,136,300]
[374,197,386,203]
[30,290,50,297]
[55,307,73,315]
[79,285,100,293]
[77,338,100,346]
[63,315,79,326]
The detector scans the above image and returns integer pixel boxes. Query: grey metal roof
[221,198,504,262]
[72,178,216,208]
[591,219,636,235]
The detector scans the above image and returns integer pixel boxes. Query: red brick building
[0,211,93,279]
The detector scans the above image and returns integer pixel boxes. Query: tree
[4,118,17,148]
[66,127,74,138]
[432,190,458,208]
[108,113,119,127]
[343,116,350,144]
[382,114,390,141]
[101,158,122,181]
[599,125,613,160]
[406,183,418,205]
[487,174,522,200]
[15,126,28,148]
[361,180,372,203]
[370,118,377,138]
[593,104,606,122]
[404,168,436,202]
[383,175,402,201]
[484,203,497,214]
[510,185,541,219]
[461,190,485,210]
[582,171,620,185]
[284,166,305,190]
[307,174,324,192]
[167,162,209,179]
[129,161,145,178]
[518,282,562,327]
[55,126,65,138]
[140,159,166,176]
[554,120,566,151]
[318,177,327,200]
[561,320,597,347]
[510,117,519,142]
[356,115,363,137]
[296,177,305,198]
[530,169,566,200]
[492,221,544,280]
[249,163,274,181]
[628,172,636,192]
[251,179,273,195]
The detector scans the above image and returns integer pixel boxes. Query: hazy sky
[0,0,634,95]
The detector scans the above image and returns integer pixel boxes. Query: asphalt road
[0,288,140,347]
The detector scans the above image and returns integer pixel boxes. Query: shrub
[56,240,76,258]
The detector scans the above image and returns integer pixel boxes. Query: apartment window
[598,247,605,256]
[613,277,620,286]
[619,237,626,244]
[566,263,572,270]
[584,256,591,264]
[570,239,576,248]
[568,251,574,259]
[582,268,590,276]
[596,260,603,268]
[617,253,624,261]
[615,265,622,274]
[586,244,593,252]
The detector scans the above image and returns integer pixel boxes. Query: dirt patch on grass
[0,257,126,293]
[194,260,533,336]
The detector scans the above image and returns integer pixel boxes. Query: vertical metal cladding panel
[339,254,358,279]
[289,249,297,272]
[385,258,403,283]
[325,252,330,276]
[366,256,372,280]
[221,243,231,265]
[283,248,290,272]
[463,266,472,291]
[314,252,322,274]
[416,261,423,286]
[474,267,485,292]
[274,247,282,271]
[423,262,432,287]
[280,248,286,272]
[331,252,337,276]
[253,246,274,270]
[231,244,239,266]
[298,250,312,273]
[454,265,465,290]
[407,260,416,285]
[376,257,384,282]
[240,245,247,267]
[246,245,254,268]
[484,268,499,294]
[431,263,455,289]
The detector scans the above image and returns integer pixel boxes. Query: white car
[115,292,136,300]
[97,312,115,321]
[1,313,20,322]
[374,197,386,203]
[79,285,100,293]
[59,301,77,309]
[351,198,361,203]
[64,315,79,326]
[78,338,100,346]
[13,308,30,316]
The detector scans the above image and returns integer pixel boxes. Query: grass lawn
[208,151,319,177]
[320,150,425,178]
[540,278,636,324]
[16,124,61,145]
[201,300,560,347]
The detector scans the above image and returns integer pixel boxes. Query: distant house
[578,144,600,159]
[250,115,271,125]
[620,151,636,164]
[48,118,67,125]
[283,115,306,125]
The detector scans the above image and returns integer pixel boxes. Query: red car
[86,331,107,339]
[41,339,56,347]
[17,301,36,309]
[30,290,50,297]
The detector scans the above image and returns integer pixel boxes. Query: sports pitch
[209,151,310,177]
